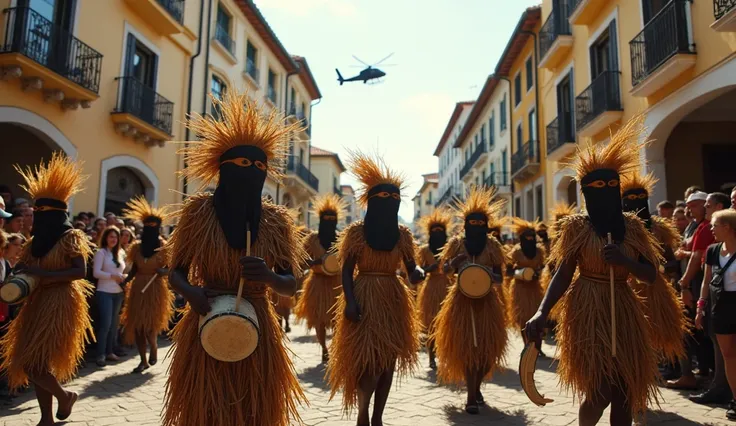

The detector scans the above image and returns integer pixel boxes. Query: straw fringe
[346,150,406,206]
[294,233,341,330]
[310,193,348,221]
[651,216,681,251]
[0,230,93,389]
[121,195,171,223]
[416,245,451,333]
[507,244,546,331]
[621,172,658,196]
[455,186,505,222]
[14,153,86,202]
[327,222,419,415]
[433,235,508,385]
[416,208,455,240]
[121,242,174,344]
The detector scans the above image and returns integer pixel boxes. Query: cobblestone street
[1,320,730,425]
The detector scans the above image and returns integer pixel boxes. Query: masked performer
[163,90,307,426]
[415,208,453,370]
[120,196,174,373]
[507,219,546,340]
[537,223,550,254]
[621,172,687,364]
[326,151,424,426]
[545,202,577,325]
[525,115,662,425]
[294,193,347,362]
[433,186,508,415]
[0,154,91,425]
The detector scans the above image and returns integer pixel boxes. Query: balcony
[0,7,102,109]
[460,144,487,181]
[575,70,623,138]
[569,0,608,26]
[285,155,319,196]
[124,0,185,35]
[334,185,342,197]
[435,185,454,207]
[243,57,259,88]
[630,0,696,98]
[511,140,541,181]
[539,1,573,70]
[212,25,236,63]
[485,172,512,195]
[111,76,173,147]
[713,0,736,31]
[546,117,576,162]
[296,110,310,139]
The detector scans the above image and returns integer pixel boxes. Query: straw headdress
[346,149,406,206]
[621,172,658,196]
[550,201,577,222]
[511,217,540,237]
[14,152,87,203]
[417,208,454,237]
[121,195,171,223]
[567,113,648,181]
[311,193,348,219]
[180,89,302,189]
[455,185,505,221]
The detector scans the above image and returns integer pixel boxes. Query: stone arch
[98,155,158,215]
[0,106,77,157]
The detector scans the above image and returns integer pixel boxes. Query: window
[215,5,234,54]
[482,170,486,185]
[210,75,227,119]
[127,38,157,88]
[216,5,231,33]
[267,69,277,103]
[516,123,523,152]
[474,134,479,149]
[246,41,258,80]
[501,149,507,179]
[643,0,669,24]
[515,197,522,218]
[489,113,495,149]
[557,71,575,142]
[490,162,496,184]
[514,73,522,107]
[528,109,537,141]
[428,191,432,205]
[535,185,544,220]
[500,95,507,131]
[526,57,533,91]
[290,88,296,113]
[590,20,618,78]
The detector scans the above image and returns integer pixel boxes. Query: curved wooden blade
[519,341,554,407]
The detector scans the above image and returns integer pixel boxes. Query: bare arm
[169,265,192,297]
[699,263,712,303]
[341,255,357,306]
[270,265,297,297]
[121,263,138,286]
[537,257,576,318]
[29,256,87,282]
[681,250,704,286]
[627,255,657,284]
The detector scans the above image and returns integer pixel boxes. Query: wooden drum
[457,264,493,299]
[314,253,340,276]
[0,274,39,305]
[198,295,260,362]
[514,267,535,281]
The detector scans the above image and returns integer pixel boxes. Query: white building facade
[434,102,475,207]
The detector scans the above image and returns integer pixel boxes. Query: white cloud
[255,0,357,17]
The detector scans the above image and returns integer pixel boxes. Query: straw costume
[507,218,546,334]
[527,115,662,422]
[162,90,307,426]
[0,153,92,425]
[621,172,687,364]
[119,196,174,373]
[433,186,509,415]
[545,202,576,323]
[294,193,347,362]
[326,151,422,425]
[415,208,454,369]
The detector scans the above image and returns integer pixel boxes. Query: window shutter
[124,34,136,77]
[568,69,575,136]
[608,19,618,72]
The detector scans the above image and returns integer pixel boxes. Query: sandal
[133,363,150,374]
[464,403,479,415]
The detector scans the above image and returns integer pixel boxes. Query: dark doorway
[702,144,736,194]
[566,179,578,207]
[104,167,146,216]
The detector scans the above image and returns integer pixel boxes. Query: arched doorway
[103,167,146,215]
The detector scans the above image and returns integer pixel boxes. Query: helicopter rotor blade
[352,55,370,67]
[373,52,395,66]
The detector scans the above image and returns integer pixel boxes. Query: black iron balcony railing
[511,140,540,176]
[245,57,259,82]
[715,0,736,20]
[459,143,487,180]
[296,110,311,135]
[575,70,622,131]
[546,116,576,156]
[1,7,103,93]
[114,76,174,134]
[286,156,319,191]
[157,0,185,25]
[334,185,342,196]
[485,172,510,188]
[435,185,453,207]
[214,24,235,56]
[569,0,584,14]
[540,0,573,60]
[630,0,693,87]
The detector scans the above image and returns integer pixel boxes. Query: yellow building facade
[539,0,736,210]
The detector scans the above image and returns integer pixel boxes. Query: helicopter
[336,53,395,85]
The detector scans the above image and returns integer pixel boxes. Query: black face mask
[141,216,161,258]
[488,226,501,242]
[31,198,73,258]
[537,229,549,243]
[318,210,338,251]
[622,188,651,228]
[428,226,447,257]
[581,168,626,242]
[464,212,488,257]
[520,230,538,259]
[363,183,401,251]
[213,145,267,249]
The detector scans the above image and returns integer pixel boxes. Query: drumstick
[470,308,478,348]
[608,232,616,358]
[140,274,158,294]
[234,223,251,312]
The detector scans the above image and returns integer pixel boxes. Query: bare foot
[36,418,55,426]
[56,391,78,420]
[371,419,384,426]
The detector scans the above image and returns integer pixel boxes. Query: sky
[253,0,541,220]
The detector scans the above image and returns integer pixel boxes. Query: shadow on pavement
[298,363,331,391]
[443,403,530,425]
[79,370,156,399]
[644,409,722,425]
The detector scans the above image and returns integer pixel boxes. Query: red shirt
[692,219,715,264]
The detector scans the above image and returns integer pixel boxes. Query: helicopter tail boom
[335,69,344,86]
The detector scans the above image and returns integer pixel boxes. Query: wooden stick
[470,308,478,348]
[234,223,251,312]
[140,274,158,294]
[608,232,616,358]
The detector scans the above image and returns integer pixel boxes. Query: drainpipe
[181,0,210,200]
[497,74,514,214]
[200,0,214,118]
